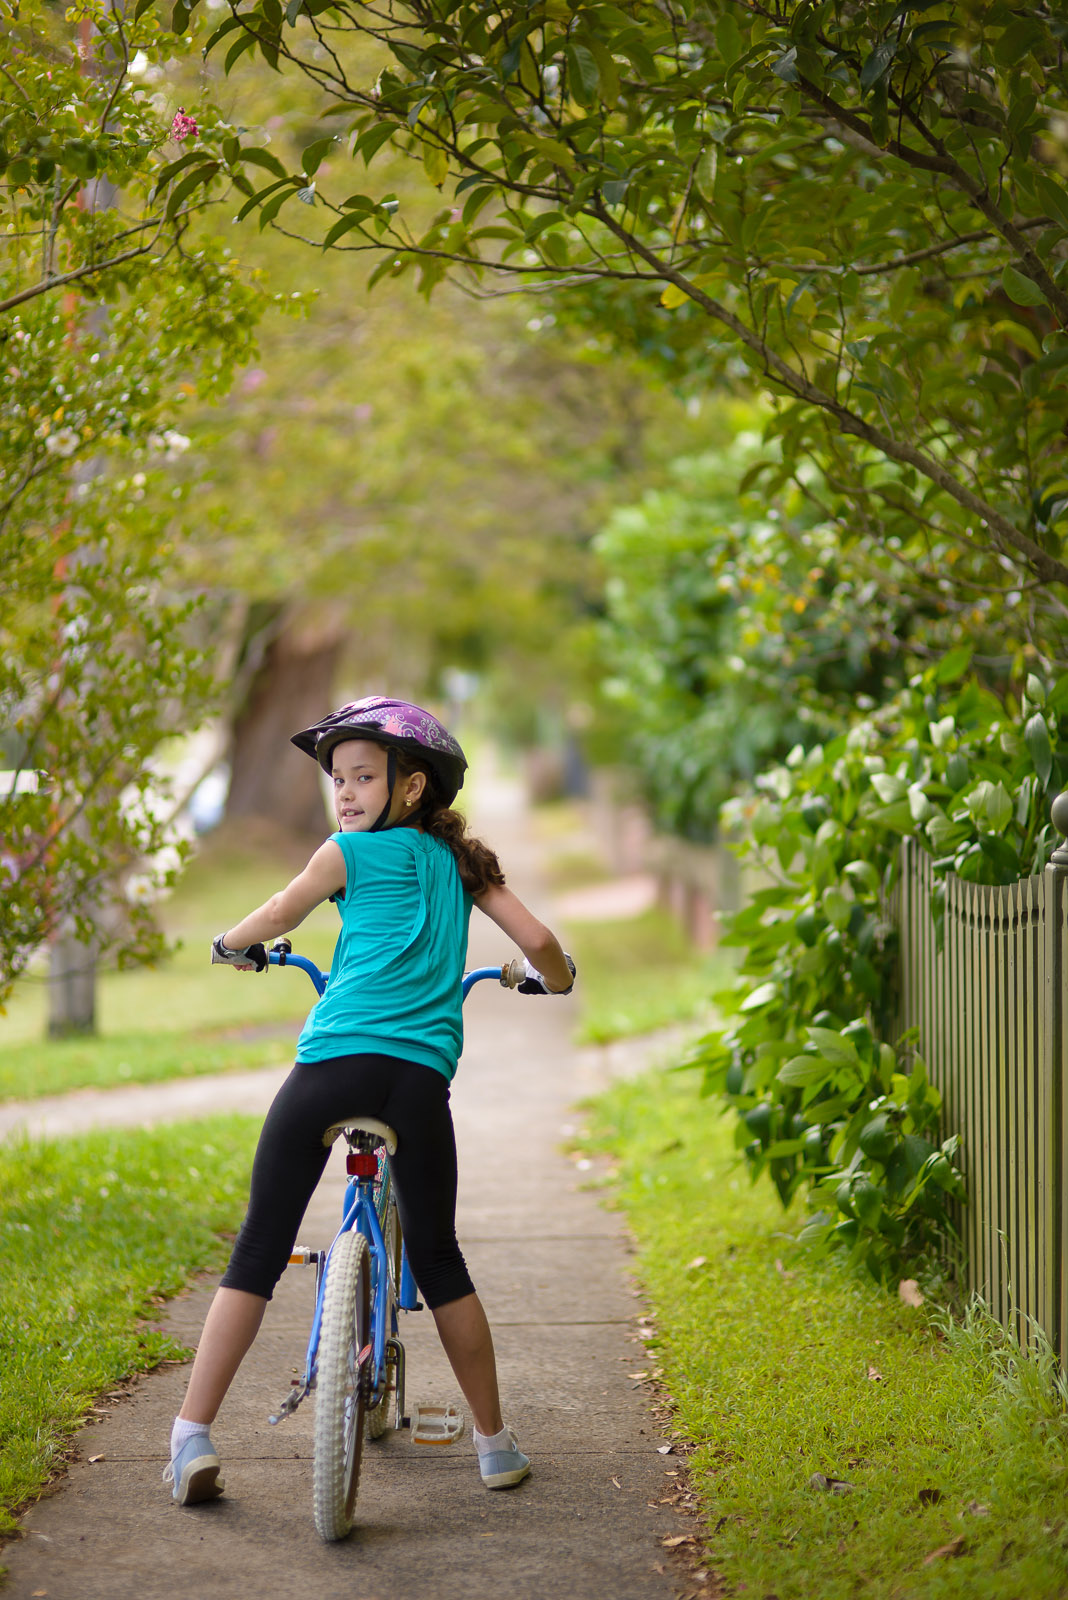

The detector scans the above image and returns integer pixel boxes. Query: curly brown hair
[393,750,505,897]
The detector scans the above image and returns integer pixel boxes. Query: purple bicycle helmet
[291,697,468,826]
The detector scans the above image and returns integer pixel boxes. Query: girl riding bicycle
[165,696,575,1508]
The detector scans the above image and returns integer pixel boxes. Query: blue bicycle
[263,938,524,1541]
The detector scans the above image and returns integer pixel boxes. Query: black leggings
[220,1053,475,1310]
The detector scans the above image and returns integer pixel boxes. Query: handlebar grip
[501,957,526,989]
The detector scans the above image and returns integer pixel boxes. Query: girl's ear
[406,770,427,806]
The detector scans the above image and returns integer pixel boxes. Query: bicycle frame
[266,946,508,1426]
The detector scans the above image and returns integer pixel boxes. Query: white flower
[45,427,79,457]
[162,430,190,460]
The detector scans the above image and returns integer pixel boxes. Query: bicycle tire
[367,1187,401,1439]
[313,1229,370,1541]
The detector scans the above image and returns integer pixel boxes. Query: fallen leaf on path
[32,1590,47,1596]
[661,1534,696,1547]
[899,1278,924,1308]
[87,1455,105,1464]
[657,1444,674,1455]
[611,1477,621,1490]
[628,1371,650,1380]
[924,1535,966,1563]
[917,1487,943,1506]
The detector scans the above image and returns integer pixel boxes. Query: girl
[165,696,575,1508]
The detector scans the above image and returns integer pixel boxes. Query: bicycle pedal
[406,1403,465,1445]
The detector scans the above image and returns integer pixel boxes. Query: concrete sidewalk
[2,779,697,1599]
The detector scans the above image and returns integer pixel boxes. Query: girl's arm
[473,883,574,992]
[223,839,346,950]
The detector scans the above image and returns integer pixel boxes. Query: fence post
[1046,792,1068,1369]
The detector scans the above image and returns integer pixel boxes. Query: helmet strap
[369,748,398,833]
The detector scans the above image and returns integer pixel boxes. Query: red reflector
[347,1152,378,1178]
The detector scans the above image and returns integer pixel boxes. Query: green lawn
[0,1116,260,1542]
[564,907,731,1044]
[0,834,339,1100]
[579,1069,1068,1600]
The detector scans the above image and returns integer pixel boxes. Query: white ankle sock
[474,1424,513,1456]
[171,1416,211,1459]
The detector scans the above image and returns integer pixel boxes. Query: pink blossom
[171,108,199,143]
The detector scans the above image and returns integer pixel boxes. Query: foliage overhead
[163,0,1068,631]
[695,654,1068,1280]
[0,6,273,1005]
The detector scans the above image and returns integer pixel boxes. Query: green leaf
[843,859,880,894]
[739,981,780,1012]
[1034,173,1068,233]
[934,644,973,684]
[870,772,908,804]
[224,31,259,73]
[966,779,1014,833]
[870,800,915,834]
[1024,712,1053,787]
[994,16,1046,67]
[860,40,897,91]
[778,1056,833,1088]
[806,1027,862,1068]
[1002,264,1048,308]
[301,138,335,176]
[565,43,600,106]
[233,177,292,224]
[358,123,397,167]
[978,834,1022,881]
[423,140,448,188]
[716,12,742,67]
[165,161,220,218]
[322,210,371,248]
[235,146,289,179]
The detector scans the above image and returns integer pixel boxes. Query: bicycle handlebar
[266,939,526,1001]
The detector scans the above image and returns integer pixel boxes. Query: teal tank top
[295,829,473,1081]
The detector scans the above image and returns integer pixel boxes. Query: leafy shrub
[594,439,916,839]
[694,653,1068,1283]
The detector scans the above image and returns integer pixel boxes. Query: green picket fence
[892,812,1068,1365]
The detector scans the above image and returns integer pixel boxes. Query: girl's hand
[210,934,268,972]
[517,953,576,995]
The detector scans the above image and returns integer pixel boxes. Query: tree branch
[593,201,1068,589]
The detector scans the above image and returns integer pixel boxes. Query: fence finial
[1052,791,1068,867]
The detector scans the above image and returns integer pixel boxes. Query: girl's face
[330,739,425,831]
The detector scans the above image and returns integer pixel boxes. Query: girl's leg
[430,1293,503,1437]
[179,1288,268,1424]
[384,1062,514,1448]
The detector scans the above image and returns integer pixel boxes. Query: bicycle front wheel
[313,1229,371,1541]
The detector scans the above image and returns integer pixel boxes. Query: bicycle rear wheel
[313,1230,371,1541]
[366,1188,401,1440]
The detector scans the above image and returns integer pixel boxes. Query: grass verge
[0,1030,298,1103]
[0,1115,259,1541]
[563,908,732,1044]
[579,1069,1068,1600]
[0,831,338,1100]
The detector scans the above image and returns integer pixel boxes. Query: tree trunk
[226,602,348,839]
[48,923,98,1037]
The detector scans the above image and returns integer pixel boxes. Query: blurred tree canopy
[1,0,705,1007]
[0,3,273,1006]
[163,0,1068,654]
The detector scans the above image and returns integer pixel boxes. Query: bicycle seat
[322,1115,398,1155]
